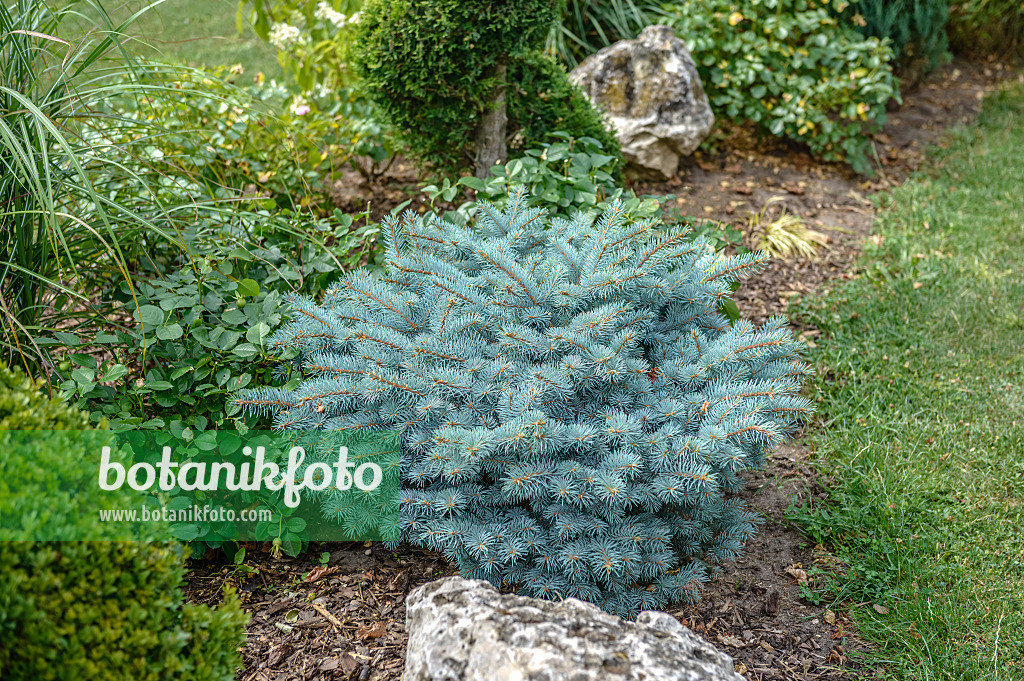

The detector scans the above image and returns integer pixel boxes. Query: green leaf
[237,278,260,297]
[71,368,95,385]
[171,524,202,541]
[232,342,259,359]
[135,304,165,328]
[54,331,80,346]
[389,198,413,215]
[227,373,252,391]
[159,295,183,311]
[457,176,486,191]
[194,431,219,451]
[156,323,184,340]
[281,535,303,557]
[100,364,129,383]
[221,309,248,325]
[218,330,242,350]
[255,520,272,540]
[70,353,96,369]
[720,298,741,324]
[246,322,272,344]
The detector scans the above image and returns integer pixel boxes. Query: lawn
[55,0,283,78]
[792,85,1024,679]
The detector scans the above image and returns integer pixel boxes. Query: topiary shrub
[0,362,249,681]
[507,50,622,167]
[835,0,949,88]
[237,188,813,616]
[351,0,620,177]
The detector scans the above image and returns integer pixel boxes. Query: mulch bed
[183,58,1018,681]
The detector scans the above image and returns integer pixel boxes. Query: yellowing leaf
[728,11,744,26]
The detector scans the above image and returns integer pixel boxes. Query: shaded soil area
[186,542,454,681]
[184,58,1018,680]
[669,443,867,680]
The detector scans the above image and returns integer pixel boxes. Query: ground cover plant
[541,0,900,173]
[237,188,813,616]
[53,212,378,432]
[791,86,1024,677]
[423,133,657,225]
[104,67,391,210]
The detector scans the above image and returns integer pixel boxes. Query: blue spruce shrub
[238,188,813,616]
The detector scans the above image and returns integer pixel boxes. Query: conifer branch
[235,194,811,617]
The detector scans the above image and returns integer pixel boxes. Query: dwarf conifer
[238,188,812,616]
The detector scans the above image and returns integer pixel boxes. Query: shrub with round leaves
[238,188,813,616]
[663,0,898,173]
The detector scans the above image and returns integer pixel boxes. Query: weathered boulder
[404,577,744,681]
[570,24,714,180]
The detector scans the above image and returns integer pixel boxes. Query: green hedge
[0,363,249,681]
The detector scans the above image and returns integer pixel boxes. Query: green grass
[791,86,1024,679]
[54,0,283,79]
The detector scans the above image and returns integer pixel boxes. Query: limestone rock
[404,576,744,681]
[570,24,715,180]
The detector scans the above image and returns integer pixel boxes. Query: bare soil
[183,58,1019,681]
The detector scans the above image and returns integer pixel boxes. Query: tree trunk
[474,60,508,179]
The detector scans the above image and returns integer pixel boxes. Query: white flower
[348,11,361,24]
[268,22,302,49]
[314,2,347,28]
